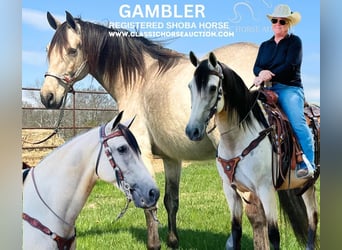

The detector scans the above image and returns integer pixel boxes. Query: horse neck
[215,108,262,155]
[94,53,162,106]
[24,128,99,233]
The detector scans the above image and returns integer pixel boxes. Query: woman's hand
[259,70,275,82]
[254,70,275,86]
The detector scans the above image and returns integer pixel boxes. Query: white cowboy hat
[267,4,301,26]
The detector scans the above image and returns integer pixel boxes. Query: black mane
[48,18,185,87]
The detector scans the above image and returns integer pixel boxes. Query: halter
[24,60,88,145]
[44,60,88,93]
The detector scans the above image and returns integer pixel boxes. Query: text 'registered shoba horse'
[23,111,159,250]
[185,51,320,250]
[40,11,258,249]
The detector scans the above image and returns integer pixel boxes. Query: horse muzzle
[40,91,64,109]
[185,123,206,141]
[131,186,160,209]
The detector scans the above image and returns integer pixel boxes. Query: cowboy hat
[267,4,301,26]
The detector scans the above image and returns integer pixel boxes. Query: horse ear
[209,52,217,68]
[47,12,61,30]
[65,11,77,31]
[122,115,136,129]
[111,111,124,130]
[189,51,199,67]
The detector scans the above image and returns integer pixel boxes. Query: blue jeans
[267,83,315,166]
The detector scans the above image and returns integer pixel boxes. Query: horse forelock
[48,17,184,87]
[194,59,211,92]
[117,124,141,156]
[48,21,74,59]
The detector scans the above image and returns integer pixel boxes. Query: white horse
[23,111,160,250]
[185,51,320,250]
[39,11,259,249]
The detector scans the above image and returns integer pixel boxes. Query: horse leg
[302,185,319,250]
[243,192,269,250]
[163,158,182,249]
[221,183,243,250]
[138,145,162,249]
[144,208,161,250]
[258,187,280,250]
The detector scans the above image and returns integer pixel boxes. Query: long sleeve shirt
[253,34,303,88]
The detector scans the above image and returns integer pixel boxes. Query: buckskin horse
[40,11,264,249]
[185,51,320,249]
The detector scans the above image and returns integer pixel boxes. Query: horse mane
[219,62,266,128]
[48,18,185,87]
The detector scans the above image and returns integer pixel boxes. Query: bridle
[200,64,224,134]
[22,123,134,249]
[95,124,133,202]
[95,124,134,220]
[203,63,260,135]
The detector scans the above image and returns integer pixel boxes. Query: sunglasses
[271,18,288,25]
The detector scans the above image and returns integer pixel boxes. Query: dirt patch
[22,129,65,167]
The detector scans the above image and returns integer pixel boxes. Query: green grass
[76,161,320,249]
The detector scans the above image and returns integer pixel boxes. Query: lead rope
[22,87,70,145]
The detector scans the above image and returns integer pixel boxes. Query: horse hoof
[167,232,179,249]
[147,243,161,250]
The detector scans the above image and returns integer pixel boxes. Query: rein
[23,166,76,250]
[31,166,73,227]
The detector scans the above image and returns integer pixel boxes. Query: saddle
[258,89,320,190]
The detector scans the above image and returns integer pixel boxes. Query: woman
[253,4,315,179]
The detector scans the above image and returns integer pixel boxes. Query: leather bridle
[23,123,134,249]
[205,68,224,127]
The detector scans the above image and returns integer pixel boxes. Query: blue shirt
[253,34,303,88]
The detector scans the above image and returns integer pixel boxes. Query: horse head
[40,11,89,109]
[97,111,160,208]
[185,51,225,141]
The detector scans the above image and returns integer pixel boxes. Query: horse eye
[67,48,77,56]
[117,145,128,154]
[209,85,217,93]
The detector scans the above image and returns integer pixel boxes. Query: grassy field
[76,161,320,249]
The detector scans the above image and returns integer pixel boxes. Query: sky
[22,0,320,103]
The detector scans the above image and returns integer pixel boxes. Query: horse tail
[277,189,308,247]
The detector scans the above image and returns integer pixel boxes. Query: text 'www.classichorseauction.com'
[107,4,235,38]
